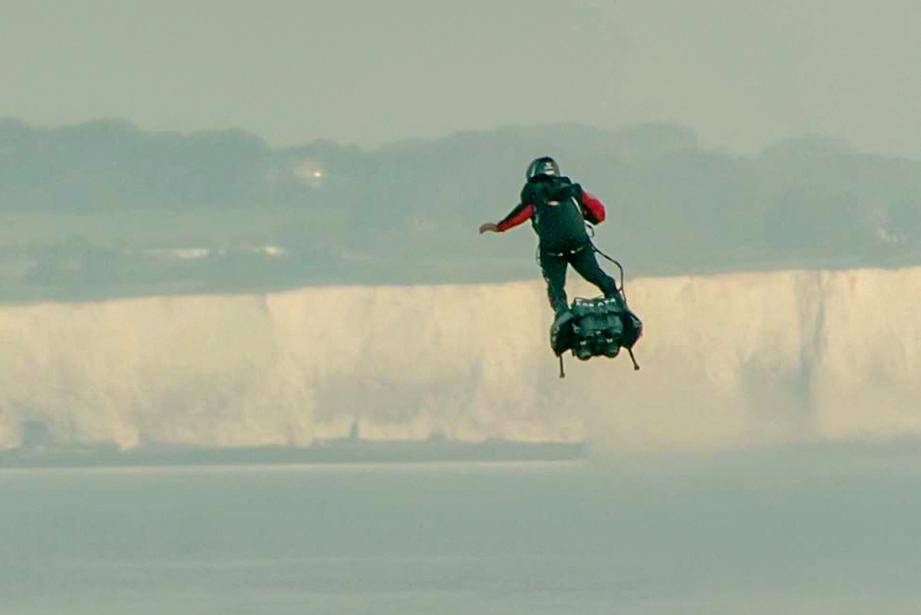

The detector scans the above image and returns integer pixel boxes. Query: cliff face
[1,267,918,451]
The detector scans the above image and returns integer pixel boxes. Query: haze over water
[4,454,921,615]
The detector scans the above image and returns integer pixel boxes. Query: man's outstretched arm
[479,203,536,234]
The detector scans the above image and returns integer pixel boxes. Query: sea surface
[3,448,921,614]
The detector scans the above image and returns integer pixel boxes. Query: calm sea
[3,451,921,614]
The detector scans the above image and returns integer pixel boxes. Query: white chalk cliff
[1,267,918,451]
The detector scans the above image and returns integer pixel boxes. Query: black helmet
[526,156,560,180]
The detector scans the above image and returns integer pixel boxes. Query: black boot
[604,288,626,311]
[550,303,574,355]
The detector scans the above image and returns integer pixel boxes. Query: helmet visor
[527,157,560,179]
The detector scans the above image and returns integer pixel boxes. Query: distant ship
[0,420,586,469]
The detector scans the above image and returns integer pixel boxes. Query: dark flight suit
[496,175,618,314]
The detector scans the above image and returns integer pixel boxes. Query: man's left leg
[570,245,639,348]
[569,245,620,301]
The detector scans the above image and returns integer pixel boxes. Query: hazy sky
[3,0,921,155]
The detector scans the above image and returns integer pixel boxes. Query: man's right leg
[539,250,568,315]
